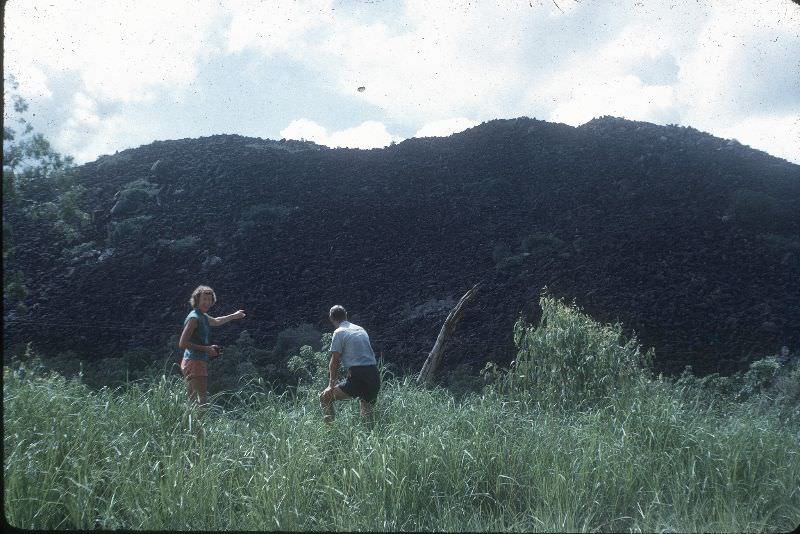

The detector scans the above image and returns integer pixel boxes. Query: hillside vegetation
[4,117,800,381]
[5,297,798,531]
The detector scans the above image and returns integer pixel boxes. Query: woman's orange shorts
[180,359,208,379]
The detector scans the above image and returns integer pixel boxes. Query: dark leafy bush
[121,348,156,374]
[444,363,484,398]
[40,350,83,380]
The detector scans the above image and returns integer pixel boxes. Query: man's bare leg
[320,387,351,423]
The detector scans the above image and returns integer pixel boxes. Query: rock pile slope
[5,117,799,377]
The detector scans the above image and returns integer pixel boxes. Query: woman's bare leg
[196,376,208,409]
[187,377,200,403]
[187,377,209,410]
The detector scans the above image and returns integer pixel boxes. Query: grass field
[4,297,799,531]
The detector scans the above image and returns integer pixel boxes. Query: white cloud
[716,114,800,164]
[7,66,52,100]
[544,74,677,126]
[279,118,328,144]
[5,0,220,103]
[675,1,800,128]
[280,118,402,149]
[530,14,694,126]
[225,0,334,57]
[56,92,152,163]
[328,121,401,149]
[512,0,800,160]
[313,3,532,123]
[415,118,479,138]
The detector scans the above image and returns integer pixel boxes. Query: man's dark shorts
[338,365,380,404]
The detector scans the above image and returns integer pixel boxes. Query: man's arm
[328,351,342,388]
[208,310,246,327]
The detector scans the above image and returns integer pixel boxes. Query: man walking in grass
[319,305,381,426]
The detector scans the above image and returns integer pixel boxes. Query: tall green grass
[5,296,799,531]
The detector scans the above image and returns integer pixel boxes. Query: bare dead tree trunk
[417,283,481,387]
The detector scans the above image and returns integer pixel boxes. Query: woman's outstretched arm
[208,309,246,327]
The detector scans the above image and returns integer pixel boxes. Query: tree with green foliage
[3,76,89,310]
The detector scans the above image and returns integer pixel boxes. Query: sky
[4,0,800,164]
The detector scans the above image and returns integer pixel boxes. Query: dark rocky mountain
[5,116,800,378]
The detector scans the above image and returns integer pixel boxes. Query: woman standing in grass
[178,285,246,407]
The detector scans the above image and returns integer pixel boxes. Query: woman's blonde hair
[189,285,217,308]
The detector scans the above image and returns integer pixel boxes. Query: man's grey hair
[329,305,347,322]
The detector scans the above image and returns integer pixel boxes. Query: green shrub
[273,323,322,358]
[203,330,270,395]
[207,351,260,395]
[286,344,330,391]
[488,293,652,409]
[521,232,564,253]
[235,203,297,238]
[19,185,89,245]
[4,271,28,311]
[772,363,800,420]
[107,215,153,247]
[741,357,781,396]
[285,333,334,392]
[40,349,83,379]
[675,356,796,412]
[110,179,160,216]
[62,241,97,261]
[492,242,526,270]
[675,367,743,399]
[155,235,201,253]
